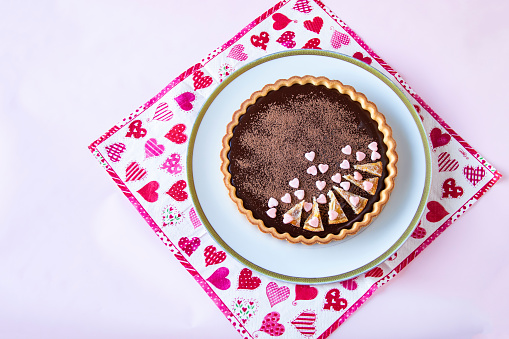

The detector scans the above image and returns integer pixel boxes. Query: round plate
[187,50,431,284]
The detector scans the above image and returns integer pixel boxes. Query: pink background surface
[1,0,507,338]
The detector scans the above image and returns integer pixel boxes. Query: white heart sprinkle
[304,202,313,212]
[354,171,363,181]
[294,190,305,200]
[317,194,327,204]
[349,196,360,206]
[305,151,315,161]
[331,173,342,183]
[289,178,299,188]
[340,182,350,191]
[363,181,374,191]
[266,208,277,218]
[356,151,366,161]
[368,142,378,151]
[341,145,352,155]
[281,193,291,204]
[318,164,329,173]
[328,210,339,220]
[340,160,350,169]
[308,216,319,228]
[307,165,318,176]
[371,151,381,160]
[316,180,326,190]
[283,214,294,224]
[268,197,278,208]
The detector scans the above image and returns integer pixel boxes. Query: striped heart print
[291,311,316,337]
[125,162,147,182]
[153,102,173,121]
[145,138,165,158]
[438,152,459,172]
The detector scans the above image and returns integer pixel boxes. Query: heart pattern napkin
[89,0,501,338]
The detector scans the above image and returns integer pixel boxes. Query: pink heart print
[125,162,147,182]
[302,38,321,49]
[293,0,313,13]
[105,142,126,162]
[145,138,165,158]
[153,102,173,121]
[353,52,372,65]
[463,165,486,186]
[204,245,227,266]
[137,181,159,203]
[331,29,350,49]
[276,31,296,49]
[303,16,323,34]
[291,311,317,337]
[206,267,231,290]
[259,312,285,337]
[227,44,248,61]
[160,153,183,175]
[192,70,212,91]
[178,237,201,256]
[272,13,293,30]
[174,92,195,111]
[266,282,290,307]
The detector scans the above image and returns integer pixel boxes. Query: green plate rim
[186,50,432,284]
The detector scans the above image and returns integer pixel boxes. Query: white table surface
[1,1,507,338]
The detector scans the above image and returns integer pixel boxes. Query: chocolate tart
[220,76,397,245]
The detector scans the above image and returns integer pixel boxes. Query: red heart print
[442,178,464,198]
[303,16,323,34]
[302,38,321,49]
[125,119,147,139]
[276,31,296,49]
[227,44,248,61]
[153,102,173,121]
[192,70,212,91]
[291,311,316,337]
[238,268,261,290]
[323,288,348,312]
[426,201,448,223]
[364,267,384,278]
[189,207,202,229]
[178,237,200,256]
[430,128,451,149]
[463,165,486,186]
[206,267,231,290]
[204,245,226,266]
[340,278,357,291]
[105,142,126,162]
[293,0,313,13]
[125,162,147,182]
[330,30,350,49]
[353,52,372,64]
[266,282,290,307]
[411,222,427,239]
[294,285,318,303]
[165,124,188,144]
[272,13,293,30]
[259,312,285,337]
[174,92,195,111]
[166,180,188,201]
[145,138,165,158]
[438,152,459,172]
[250,31,270,50]
[137,181,159,202]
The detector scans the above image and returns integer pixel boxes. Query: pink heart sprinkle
[342,145,352,155]
[268,197,278,208]
[371,151,381,160]
[354,171,363,180]
[318,164,329,173]
[368,142,378,151]
[281,193,291,204]
[340,160,350,169]
[266,208,277,218]
[356,151,366,161]
[316,181,326,190]
[283,214,294,224]
[363,181,374,191]
[331,173,342,183]
[317,194,327,204]
[305,151,315,161]
[308,216,319,228]
[289,178,299,188]
[328,210,339,220]
[340,182,350,191]
[307,165,318,175]
[304,202,313,212]
[294,190,305,200]
[349,196,360,206]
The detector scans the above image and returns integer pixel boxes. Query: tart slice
[333,186,368,214]
[303,197,324,232]
[343,175,379,195]
[283,201,305,227]
[353,161,383,177]
[327,190,348,224]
